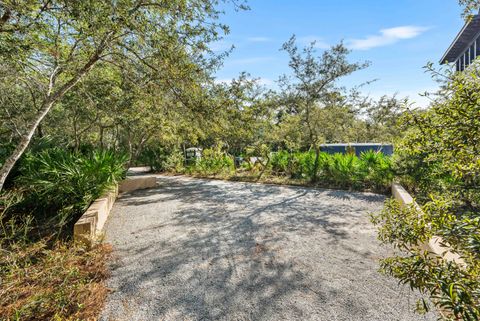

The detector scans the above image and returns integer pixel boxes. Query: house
[441,11,480,71]
[319,143,394,156]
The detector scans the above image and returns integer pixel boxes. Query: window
[460,54,465,71]
[456,59,461,72]
[470,44,475,63]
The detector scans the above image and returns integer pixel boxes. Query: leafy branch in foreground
[372,63,480,320]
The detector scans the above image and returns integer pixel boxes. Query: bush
[372,65,480,319]
[372,199,480,319]
[177,147,392,192]
[162,150,185,173]
[189,147,234,176]
[359,151,394,191]
[290,151,317,179]
[9,148,127,237]
[136,147,184,173]
[0,147,124,321]
[320,153,363,188]
[270,150,317,180]
[270,150,290,175]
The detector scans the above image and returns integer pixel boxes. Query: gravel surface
[100,175,436,321]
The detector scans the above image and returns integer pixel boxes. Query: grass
[0,239,111,321]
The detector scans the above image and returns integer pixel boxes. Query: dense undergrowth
[0,144,127,320]
[142,147,394,193]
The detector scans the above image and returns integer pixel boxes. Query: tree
[459,0,480,18]
[372,60,480,321]
[0,0,244,192]
[277,36,369,181]
[204,73,274,154]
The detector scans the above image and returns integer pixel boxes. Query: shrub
[137,147,184,173]
[0,147,123,321]
[320,153,364,188]
[372,65,480,319]
[372,199,480,319]
[162,150,185,173]
[270,150,290,175]
[266,150,393,190]
[190,147,234,176]
[11,148,127,236]
[359,151,394,191]
[290,151,317,179]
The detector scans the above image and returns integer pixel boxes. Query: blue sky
[213,0,465,106]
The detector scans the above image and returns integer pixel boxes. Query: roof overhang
[440,14,480,64]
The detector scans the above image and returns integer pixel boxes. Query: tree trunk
[311,146,321,183]
[0,53,101,192]
[257,154,271,181]
[0,99,55,191]
[37,124,44,138]
[99,126,104,149]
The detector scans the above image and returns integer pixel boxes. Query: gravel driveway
[100,175,436,321]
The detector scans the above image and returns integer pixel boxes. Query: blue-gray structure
[441,11,480,71]
[319,143,394,156]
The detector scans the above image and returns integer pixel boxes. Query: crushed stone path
[100,175,436,321]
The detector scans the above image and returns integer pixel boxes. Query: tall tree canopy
[0,0,245,191]
[276,35,369,181]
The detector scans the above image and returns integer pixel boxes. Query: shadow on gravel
[102,176,427,320]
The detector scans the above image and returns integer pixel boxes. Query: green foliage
[162,150,185,173]
[371,199,431,250]
[270,150,291,174]
[10,148,127,235]
[188,147,234,176]
[359,150,395,190]
[0,0,242,192]
[372,200,480,320]
[276,36,369,153]
[395,65,480,204]
[459,0,480,19]
[373,64,480,319]
[270,150,393,191]
[289,151,317,179]
[0,192,33,247]
[137,147,184,173]
[322,153,361,187]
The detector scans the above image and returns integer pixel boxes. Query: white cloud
[348,26,430,50]
[298,36,330,49]
[247,37,272,42]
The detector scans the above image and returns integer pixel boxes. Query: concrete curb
[74,186,118,245]
[74,176,157,244]
[119,176,157,193]
[391,183,464,265]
